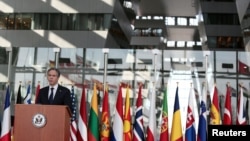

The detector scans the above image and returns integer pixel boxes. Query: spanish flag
[210,85,221,125]
[123,87,132,141]
[88,83,99,141]
[170,86,183,141]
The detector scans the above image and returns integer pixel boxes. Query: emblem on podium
[32,113,47,128]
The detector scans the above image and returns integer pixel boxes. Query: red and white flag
[35,82,40,103]
[146,82,156,141]
[77,85,88,141]
[223,84,232,125]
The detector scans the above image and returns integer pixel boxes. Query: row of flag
[0,82,249,141]
[71,81,249,141]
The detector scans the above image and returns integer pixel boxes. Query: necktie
[49,88,54,104]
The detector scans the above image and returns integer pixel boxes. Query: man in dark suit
[36,68,73,113]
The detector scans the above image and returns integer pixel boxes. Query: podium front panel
[14,104,71,141]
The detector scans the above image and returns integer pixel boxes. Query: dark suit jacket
[36,85,73,113]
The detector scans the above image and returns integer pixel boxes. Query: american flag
[70,85,77,141]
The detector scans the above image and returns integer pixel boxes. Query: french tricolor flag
[0,84,11,141]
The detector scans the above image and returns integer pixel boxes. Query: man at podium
[35,68,73,113]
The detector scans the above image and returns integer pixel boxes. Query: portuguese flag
[88,83,99,141]
[160,85,169,141]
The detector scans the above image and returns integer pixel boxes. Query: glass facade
[0,47,249,129]
[0,13,112,30]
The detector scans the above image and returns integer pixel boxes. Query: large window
[204,13,240,25]
[0,13,112,30]
[207,36,244,49]
[15,13,32,29]
[33,13,48,30]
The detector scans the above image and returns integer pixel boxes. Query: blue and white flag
[24,84,31,104]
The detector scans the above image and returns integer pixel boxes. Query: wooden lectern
[13,104,72,141]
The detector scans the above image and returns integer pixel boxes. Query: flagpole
[53,48,60,68]
[248,82,250,125]
[147,48,158,141]
[205,54,208,137]
[6,47,12,82]
[152,49,159,82]
[102,48,109,95]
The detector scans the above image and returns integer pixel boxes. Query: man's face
[47,70,59,86]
